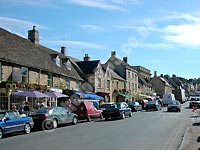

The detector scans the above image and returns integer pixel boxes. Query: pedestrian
[23,102,30,116]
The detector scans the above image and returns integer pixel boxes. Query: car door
[3,112,19,133]
[59,107,72,123]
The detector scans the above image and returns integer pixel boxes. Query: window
[107,71,109,77]
[128,71,130,79]
[76,80,80,90]
[135,74,137,81]
[116,81,119,89]
[21,67,28,83]
[66,79,70,89]
[135,83,137,92]
[107,80,110,90]
[132,73,134,80]
[0,62,2,81]
[128,82,131,90]
[64,60,71,71]
[52,56,60,67]
[97,78,101,88]
[124,83,126,90]
[47,73,52,86]
[132,83,134,91]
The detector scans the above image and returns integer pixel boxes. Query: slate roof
[0,28,83,81]
[102,64,126,82]
[76,60,100,74]
[138,74,152,87]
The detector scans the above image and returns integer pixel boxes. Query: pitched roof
[138,74,152,87]
[102,64,126,82]
[0,28,83,81]
[76,60,100,74]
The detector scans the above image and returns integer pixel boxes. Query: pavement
[179,111,200,150]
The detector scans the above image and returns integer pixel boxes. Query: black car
[146,100,162,111]
[127,101,142,112]
[101,102,132,120]
[167,100,181,112]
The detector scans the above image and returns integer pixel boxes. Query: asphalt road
[0,102,193,150]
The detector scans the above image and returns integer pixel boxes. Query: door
[3,112,19,134]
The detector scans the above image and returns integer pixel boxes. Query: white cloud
[0,16,47,30]
[163,24,200,46]
[44,40,106,49]
[80,25,105,32]
[1,0,142,11]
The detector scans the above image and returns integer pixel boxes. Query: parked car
[189,97,200,108]
[127,101,142,112]
[0,111,34,139]
[31,106,78,130]
[167,100,181,112]
[102,102,132,120]
[76,101,103,122]
[146,100,162,111]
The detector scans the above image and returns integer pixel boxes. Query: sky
[0,0,200,79]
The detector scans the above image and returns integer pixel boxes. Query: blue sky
[0,0,200,79]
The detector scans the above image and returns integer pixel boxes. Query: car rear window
[36,108,49,114]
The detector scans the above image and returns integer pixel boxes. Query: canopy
[44,91,69,98]
[118,92,134,99]
[14,90,50,98]
[72,91,104,100]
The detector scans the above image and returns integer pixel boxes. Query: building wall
[29,69,39,84]
[150,77,165,97]
[2,64,13,81]
[39,72,48,86]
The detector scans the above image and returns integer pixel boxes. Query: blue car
[0,111,34,139]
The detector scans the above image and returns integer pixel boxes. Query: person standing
[23,102,30,116]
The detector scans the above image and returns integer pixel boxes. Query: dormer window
[64,60,71,71]
[52,55,60,67]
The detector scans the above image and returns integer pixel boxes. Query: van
[76,101,103,122]
[162,93,175,106]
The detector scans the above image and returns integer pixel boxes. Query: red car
[76,101,103,122]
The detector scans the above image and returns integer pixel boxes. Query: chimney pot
[111,51,116,57]
[84,54,90,61]
[28,26,39,44]
[61,46,66,55]
[154,71,157,77]
[123,57,127,63]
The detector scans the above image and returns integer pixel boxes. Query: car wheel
[0,128,3,139]
[72,116,78,125]
[105,117,109,121]
[43,119,57,130]
[121,112,125,119]
[52,119,58,129]
[24,123,31,134]
[129,112,132,117]
[87,116,92,122]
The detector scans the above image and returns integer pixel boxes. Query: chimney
[61,46,66,55]
[84,54,90,61]
[154,71,157,77]
[160,74,163,78]
[28,26,39,44]
[111,51,116,57]
[123,57,127,63]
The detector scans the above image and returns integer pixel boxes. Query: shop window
[21,67,28,83]
[47,73,52,86]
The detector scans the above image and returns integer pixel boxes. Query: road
[0,102,193,150]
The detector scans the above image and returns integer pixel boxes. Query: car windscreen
[148,101,156,104]
[0,112,5,120]
[127,102,135,106]
[102,104,117,109]
[168,101,179,105]
[36,108,50,114]
[191,98,200,101]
